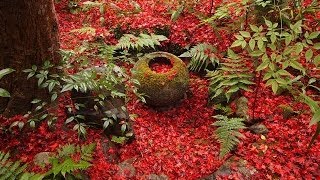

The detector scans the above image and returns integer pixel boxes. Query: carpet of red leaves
[0,0,319,179]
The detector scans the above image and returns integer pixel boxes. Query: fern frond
[20,172,45,180]
[58,144,75,158]
[98,44,116,62]
[207,49,254,102]
[116,33,168,51]
[212,115,246,158]
[80,143,96,162]
[46,143,96,178]
[180,43,219,72]
[51,158,91,177]
[0,152,26,179]
[0,151,44,180]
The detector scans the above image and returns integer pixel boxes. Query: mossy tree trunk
[0,0,60,117]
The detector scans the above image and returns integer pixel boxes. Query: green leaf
[290,61,305,73]
[275,78,287,85]
[277,69,291,76]
[291,20,302,33]
[250,50,264,57]
[305,49,313,61]
[271,81,279,94]
[240,31,251,38]
[309,31,319,39]
[257,39,264,50]
[111,136,127,144]
[61,84,74,92]
[235,35,244,40]
[263,72,272,81]
[239,79,254,85]
[0,68,15,79]
[285,35,292,46]
[31,99,41,104]
[39,113,48,120]
[226,86,239,95]
[212,115,245,158]
[121,124,126,133]
[270,34,277,44]
[0,88,10,97]
[231,40,243,48]
[314,43,320,50]
[179,51,191,58]
[30,121,36,128]
[266,79,278,94]
[296,43,304,53]
[65,117,74,124]
[310,109,320,127]
[79,126,86,136]
[51,93,58,102]
[256,61,269,71]
[249,39,255,50]
[265,19,272,27]
[48,82,55,92]
[250,25,260,32]
[241,40,247,48]
[103,120,110,129]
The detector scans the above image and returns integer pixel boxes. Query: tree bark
[0,0,60,117]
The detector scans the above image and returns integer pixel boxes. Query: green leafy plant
[22,45,136,137]
[207,49,254,102]
[44,143,96,179]
[300,93,320,148]
[0,143,95,180]
[231,18,319,94]
[0,151,44,180]
[0,68,15,97]
[19,31,165,139]
[116,33,168,51]
[179,43,220,72]
[212,115,246,158]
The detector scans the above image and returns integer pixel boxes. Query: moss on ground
[133,52,189,106]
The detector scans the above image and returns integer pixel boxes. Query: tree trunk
[0,0,60,117]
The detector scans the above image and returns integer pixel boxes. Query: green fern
[116,33,168,51]
[212,115,246,158]
[179,43,219,72]
[0,151,44,180]
[20,172,45,180]
[57,144,76,158]
[45,143,96,178]
[80,143,96,162]
[0,152,26,180]
[49,158,91,178]
[207,49,254,102]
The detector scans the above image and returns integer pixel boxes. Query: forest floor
[1,0,319,179]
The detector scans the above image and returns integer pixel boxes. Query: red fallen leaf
[150,62,173,73]
[49,142,59,149]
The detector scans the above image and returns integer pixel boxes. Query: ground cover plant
[0,0,319,179]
